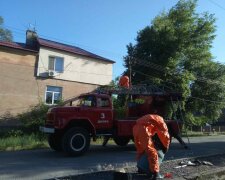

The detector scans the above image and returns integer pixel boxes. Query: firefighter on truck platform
[119,75,170,179]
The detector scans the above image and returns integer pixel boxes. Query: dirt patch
[49,153,225,180]
[160,153,225,179]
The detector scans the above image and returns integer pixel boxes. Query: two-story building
[0,30,114,124]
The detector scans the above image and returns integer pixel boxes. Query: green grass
[0,134,116,152]
[0,134,48,151]
[91,137,116,145]
[1,131,224,152]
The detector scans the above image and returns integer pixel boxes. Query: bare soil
[49,153,225,180]
[160,153,225,179]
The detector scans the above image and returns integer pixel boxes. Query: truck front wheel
[62,127,90,156]
[113,137,130,146]
[48,134,63,152]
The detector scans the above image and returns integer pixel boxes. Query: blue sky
[1,0,225,79]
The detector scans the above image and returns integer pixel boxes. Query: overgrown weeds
[0,103,50,151]
[0,134,48,151]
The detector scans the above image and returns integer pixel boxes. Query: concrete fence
[190,125,225,133]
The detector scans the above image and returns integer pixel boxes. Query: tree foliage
[123,0,225,125]
[0,16,13,41]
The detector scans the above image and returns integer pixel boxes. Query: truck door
[95,97,113,129]
[78,95,113,129]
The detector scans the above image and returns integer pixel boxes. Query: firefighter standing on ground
[133,113,170,179]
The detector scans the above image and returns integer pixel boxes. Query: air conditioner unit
[48,70,57,77]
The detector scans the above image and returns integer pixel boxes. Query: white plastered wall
[37,47,113,85]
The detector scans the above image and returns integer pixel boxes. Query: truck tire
[113,137,130,146]
[62,127,90,156]
[48,134,63,152]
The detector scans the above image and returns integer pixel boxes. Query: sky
[1,0,225,79]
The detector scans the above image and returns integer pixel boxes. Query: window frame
[48,56,64,73]
[79,95,97,107]
[97,97,110,108]
[45,85,63,105]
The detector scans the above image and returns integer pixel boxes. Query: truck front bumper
[39,126,55,133]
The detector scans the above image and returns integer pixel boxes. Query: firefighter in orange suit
[133,114,170,179]
[118,75,130,88]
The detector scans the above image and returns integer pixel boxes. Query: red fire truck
[40,85,186,156]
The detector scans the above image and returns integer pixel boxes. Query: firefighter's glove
[162,146,168,154]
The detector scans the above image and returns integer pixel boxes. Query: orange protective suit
[133,114,170,173]
[119,76,130,88]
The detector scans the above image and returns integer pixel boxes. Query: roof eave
[0,42,38,53]
[39,44,115,63]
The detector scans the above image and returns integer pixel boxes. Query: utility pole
[129,57,132,87]
[129,57,132,101]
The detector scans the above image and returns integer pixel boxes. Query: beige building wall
[37,47,113,85]
[0,47,98,122]
[0,47,38,119]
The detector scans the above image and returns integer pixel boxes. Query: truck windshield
[63,95,96,107]
[78,96,96,107]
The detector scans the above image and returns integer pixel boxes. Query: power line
[1,51,224,87]
[3,25,26,33]
[0,61,112,78]
[132,70,225,105]
[208,0,225,12]
[0,61,35,68]
[132,57,225,87]
[0,74,36,82]
[0,106,30,112]
[133,70,177,88]
[190,96,225,104]
[4,25,122,59]
[3,25,225,86]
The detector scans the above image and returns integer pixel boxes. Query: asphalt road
[1,135,225,180]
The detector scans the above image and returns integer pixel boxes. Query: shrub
[17,103,50,135]
[6,129,24,137]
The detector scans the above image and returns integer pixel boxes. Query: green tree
[186,62,225,125]
[0,16,13,41]
[123,0,225,125]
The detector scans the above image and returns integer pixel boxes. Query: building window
[48,56,64,72]
[45,86,62,105]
